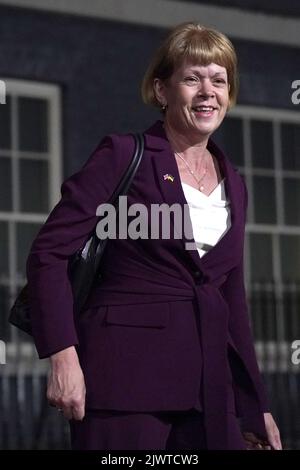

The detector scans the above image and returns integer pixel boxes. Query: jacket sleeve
[221,255,270,414]
[220,177,270,414]
[26,134,133,359]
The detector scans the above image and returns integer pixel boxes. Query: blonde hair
[141,22,238,109]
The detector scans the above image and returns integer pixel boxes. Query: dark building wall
[180,0,300,18]
[0,5,298,176]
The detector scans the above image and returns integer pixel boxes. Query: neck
[163,118,209,165]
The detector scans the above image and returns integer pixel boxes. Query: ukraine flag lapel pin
[163,173,175,182]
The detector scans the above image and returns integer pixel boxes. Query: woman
[26,22,282,450]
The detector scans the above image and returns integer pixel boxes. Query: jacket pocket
[105,302,170,328]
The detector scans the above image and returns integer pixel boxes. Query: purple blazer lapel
[144,122,199,269]
[144,120,244,273]
[203,138,245,270]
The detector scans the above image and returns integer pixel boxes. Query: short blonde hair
[141,22,238,109]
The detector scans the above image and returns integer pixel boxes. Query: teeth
[193,106,214,112]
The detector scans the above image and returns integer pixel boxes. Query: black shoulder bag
[8,133,144,335]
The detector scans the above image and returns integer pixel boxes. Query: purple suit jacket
[27,120,269,449]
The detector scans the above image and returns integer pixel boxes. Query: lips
[192,105,216,112]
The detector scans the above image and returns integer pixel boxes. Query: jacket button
[193,270,203,282]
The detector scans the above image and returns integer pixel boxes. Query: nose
[197,79,215,98]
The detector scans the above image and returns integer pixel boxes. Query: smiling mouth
[192,106,216,113]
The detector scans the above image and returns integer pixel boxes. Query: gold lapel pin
[163,173,175,182]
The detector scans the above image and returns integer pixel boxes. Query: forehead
[176,60,227,75]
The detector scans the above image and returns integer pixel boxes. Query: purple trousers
[70,408,246,450]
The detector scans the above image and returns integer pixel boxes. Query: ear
[153,78,167,107]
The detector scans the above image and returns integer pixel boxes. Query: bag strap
[107,133,144,207]
[93,133,144,269]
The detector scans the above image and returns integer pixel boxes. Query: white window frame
[227,105,300,364]
[0,79,62,365]
[228,105,300,284]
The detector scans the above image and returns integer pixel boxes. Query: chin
[196,125,217,135]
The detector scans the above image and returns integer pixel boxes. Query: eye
[184,76,198,84]
[214,78,227,85]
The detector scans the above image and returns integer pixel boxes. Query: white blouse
[181,179,231,258]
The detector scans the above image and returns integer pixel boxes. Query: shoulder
[230,168,248,215]
[89,132,136,162]
[76,131,137,178]
[235,170,248,210]
[60,132,138,199]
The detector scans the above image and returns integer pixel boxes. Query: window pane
[19,160,49,213]
[0,221,9,276]
[16,223,41,277]
[283,288,300,342]
[251,120,274,169]
[0,95,11,149]
[280,235,300,283]
[283,178,300,225]
[281,123,300,171]
[0,157,12,211]
[212,117,244,167]
[18,97,48,152]
[249,233,273,282]
[253,176,277,224]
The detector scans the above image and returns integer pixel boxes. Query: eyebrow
[188,69,227,77]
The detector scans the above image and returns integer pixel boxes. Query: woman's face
[155,60,230,141]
